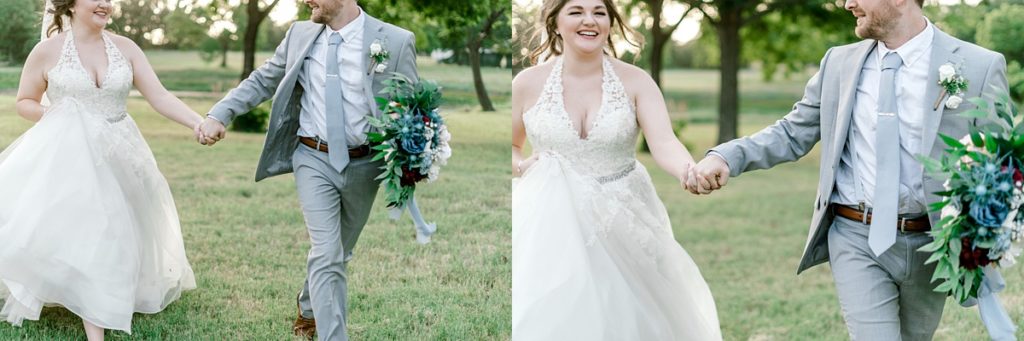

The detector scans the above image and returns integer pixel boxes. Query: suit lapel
[919,28,960,157]
[287,24,325,83]
[831,40,876,161]
[363,14,385,115]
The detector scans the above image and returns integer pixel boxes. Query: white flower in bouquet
[941,193,962,219]
[939,63,957,83]
[999,244,1023,267]
[370,42,383,55]
[945,95,963,109]
[375,62,388,74]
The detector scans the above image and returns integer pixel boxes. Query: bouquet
[367,74,451,244]
[919,92,1020,339]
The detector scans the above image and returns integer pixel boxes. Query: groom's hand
[198,117,226,146]
[687,154,730,195]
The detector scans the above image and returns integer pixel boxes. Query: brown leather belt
[298,136,373,158]
[831,204,931,232]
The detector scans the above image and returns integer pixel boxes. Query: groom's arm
[207,23,295,125]
[710,48,833,178]
[393,32,418,83]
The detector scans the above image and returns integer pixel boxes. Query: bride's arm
[15,39,59,122]
[629,65,694,184]
[512,69,538,178]
[115,36,204,131]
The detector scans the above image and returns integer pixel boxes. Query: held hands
[683,154,730,195]
[195,117,226,146]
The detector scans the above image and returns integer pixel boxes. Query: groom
[198,0,418,339]
[689,0,1007,339]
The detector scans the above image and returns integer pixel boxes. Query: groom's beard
[854,2,900,41]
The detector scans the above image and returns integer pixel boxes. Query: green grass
[0,59,510,339]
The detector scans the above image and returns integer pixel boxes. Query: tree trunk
[468,40,495,112]
[467,9,504,112]
[716,7,742,144]
[239,0,280,81]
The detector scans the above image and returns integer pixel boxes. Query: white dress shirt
[832,19,935,215]
[297,10,371,147]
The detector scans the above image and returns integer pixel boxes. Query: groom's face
[845,0,900,41]
[305,0,351,24]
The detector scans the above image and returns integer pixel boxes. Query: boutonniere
[933,62,968,110]
[368,39,390,75]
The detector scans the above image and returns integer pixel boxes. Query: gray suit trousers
[828,216,946,341]
[292,144,382,341]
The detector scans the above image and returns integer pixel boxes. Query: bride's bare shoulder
[24,32,68,72]
[512,61,556,107]
[513,62,555,90]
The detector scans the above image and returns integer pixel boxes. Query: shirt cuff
[205,115,224,124]
[705,150,730,168]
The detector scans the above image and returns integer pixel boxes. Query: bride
[0,0,199,339]
[511,0,721,339]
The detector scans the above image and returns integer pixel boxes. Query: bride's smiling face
[72,0,113,30]
[555,0,611,55]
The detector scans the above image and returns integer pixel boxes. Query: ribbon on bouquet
[388,195,437,244]
[971,267,1017,341]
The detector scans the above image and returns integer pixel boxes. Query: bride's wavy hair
[46,0,76,38]
[527,0,642,65]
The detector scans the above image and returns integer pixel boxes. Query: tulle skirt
[512,154,721,340]
[0,99,196,333]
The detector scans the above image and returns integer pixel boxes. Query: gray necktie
[325,32,349,173]
[869,51,903,256]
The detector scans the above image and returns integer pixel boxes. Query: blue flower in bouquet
[401,134,428,154]
[969,195,1009,228]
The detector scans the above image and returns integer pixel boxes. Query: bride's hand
[514,154,540,178]
[678,162,693,190]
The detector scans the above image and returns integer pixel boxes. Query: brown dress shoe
[293,302,316,340]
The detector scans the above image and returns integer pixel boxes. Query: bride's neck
[561,49,603,77]
[70,21,104,42]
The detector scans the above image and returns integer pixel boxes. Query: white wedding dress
[512,57,721,340]
[0,31,196,333]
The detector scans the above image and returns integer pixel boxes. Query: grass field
[0,53,511,340]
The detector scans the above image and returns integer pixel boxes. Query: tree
[976,3,1024,102]
[414,0,508,112]
[109,0,168,48]
[0,0,40,65]
[679,0,849,144]
[238,0,282,80]
[626,1,697,87]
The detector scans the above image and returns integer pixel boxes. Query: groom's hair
[915,0,924,7]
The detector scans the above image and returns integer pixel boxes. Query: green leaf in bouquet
[375,170,390,181]
[969,97,991,111]
[949,239,961,269]
[919,237,945,254]
[984,133,1000,154]
[938,134,966,150]
[918,155,946,174]
[963,269,975,296]
[925,249,945,266]
[970,126,985,148]
[375,96,390,107]
[961,109,990,120]
[927,200,950,212]
[934,279,957,294]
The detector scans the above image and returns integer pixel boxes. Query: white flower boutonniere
[934,62,968,110]
[368,39,390,74]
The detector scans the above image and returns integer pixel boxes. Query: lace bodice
[523,56,638,179]
[46,30,133,120]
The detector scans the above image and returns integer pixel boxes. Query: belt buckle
[899,217,907,233]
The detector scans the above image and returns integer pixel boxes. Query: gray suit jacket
[711,27,1009,274]
[208,15,418,181]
